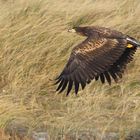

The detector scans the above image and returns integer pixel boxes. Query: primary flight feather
[55,26,140,95]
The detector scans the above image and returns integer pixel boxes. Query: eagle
[55,26,140,95]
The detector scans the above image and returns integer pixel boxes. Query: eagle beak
[68,29,76,33]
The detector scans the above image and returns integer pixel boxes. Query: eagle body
[55,26,140,95]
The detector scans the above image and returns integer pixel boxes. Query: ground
[0,0,140,139]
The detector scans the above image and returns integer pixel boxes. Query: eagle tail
[126,36,140,47]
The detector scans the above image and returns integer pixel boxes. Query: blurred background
[0,0,140,139]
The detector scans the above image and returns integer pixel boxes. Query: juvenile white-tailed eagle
[55,26,140,95]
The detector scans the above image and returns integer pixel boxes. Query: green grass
[0,0,140,139]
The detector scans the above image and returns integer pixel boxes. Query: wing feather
[56,37,127,95]
[74,81,79,95]
[104,71,111,85]
[67,80,73,96]
[100,73,105,84]
[56,79,64,91]
[59,78,68,93]
[109,70,118,83]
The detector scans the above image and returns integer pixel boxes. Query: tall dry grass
[0,0,140,139]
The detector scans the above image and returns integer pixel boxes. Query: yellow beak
[68,29,76,33]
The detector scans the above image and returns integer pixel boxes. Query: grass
[0,0,140,139]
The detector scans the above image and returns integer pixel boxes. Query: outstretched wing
[55,38,127,95]
[91,26,126,39]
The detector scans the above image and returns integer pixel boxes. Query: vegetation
[0,0,140,139]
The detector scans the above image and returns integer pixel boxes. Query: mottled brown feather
[56,38,126,95]
[56,26,138,95]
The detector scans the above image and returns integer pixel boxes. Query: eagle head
[68,26,92,37]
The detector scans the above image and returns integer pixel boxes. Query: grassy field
[0,0,140,139]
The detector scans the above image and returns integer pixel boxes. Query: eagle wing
[55,37,127,95]
[91,26,126,39]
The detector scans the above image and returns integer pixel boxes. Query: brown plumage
[55,26,140,95]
